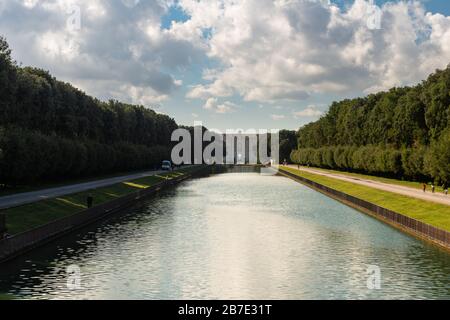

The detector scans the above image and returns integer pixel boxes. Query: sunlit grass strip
[122,182,150,189]
[280,166,450,232]
[2,168,193,235]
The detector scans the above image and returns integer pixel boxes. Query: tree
[0,37,179,186]
[425,129,450,184]
[291,65,450,183]
[279,130,297,163]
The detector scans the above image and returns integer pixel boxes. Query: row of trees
[0,127,170,184]
[291,66,450,184]
[0,37,177,185]
[290,135,448,183]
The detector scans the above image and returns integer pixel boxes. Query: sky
[0,0,449,131]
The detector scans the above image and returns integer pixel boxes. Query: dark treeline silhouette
[0,37,177,185]
[291,65,450,184]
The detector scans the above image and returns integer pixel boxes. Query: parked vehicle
[161,160,173,171]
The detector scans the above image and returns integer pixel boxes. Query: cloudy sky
[0,0,449,130]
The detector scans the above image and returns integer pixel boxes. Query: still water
[0,173,449,299]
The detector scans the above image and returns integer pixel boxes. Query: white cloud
[0,0,205,106]
[203,97,218,110]
[203,97,236,113]
[293,105,323,118]
[2,0,450,115]
[271,114,285,121]
[216,102,236,114]
[183,0,450,102]
[186,80,234,99]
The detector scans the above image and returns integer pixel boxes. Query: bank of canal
[0,166,208,263]
[0,172,448,299]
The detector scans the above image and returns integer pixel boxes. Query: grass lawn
[296,166,445,193]
[0,293,16,300]
[1,167,195,235]
[280,166,450,232]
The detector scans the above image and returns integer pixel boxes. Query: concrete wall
[279,168,450,250]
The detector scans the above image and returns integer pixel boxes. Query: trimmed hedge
[0,127,170,184]
[292,126,450,185]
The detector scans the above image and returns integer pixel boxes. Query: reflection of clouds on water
[1,173,449,299]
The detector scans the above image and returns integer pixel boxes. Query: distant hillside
[0,37,177,185]
[291,65,450,184]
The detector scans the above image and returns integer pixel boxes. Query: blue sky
[1,0,449,131]
[161,4,190,29]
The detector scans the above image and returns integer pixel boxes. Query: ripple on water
[0,173,449,299]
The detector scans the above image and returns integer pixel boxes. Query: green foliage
[292,145,423,179]
[292,65,450,184]
[0,127,171,185]
[424,129,450,184]
[401,146,427,180]
[0,37,176,185]
[279,130,297,163]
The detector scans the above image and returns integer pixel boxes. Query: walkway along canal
[0,169,448,299]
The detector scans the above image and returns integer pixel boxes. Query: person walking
[0,214,6,240]
[87,194,94,208]
[443,183,448,196]
[431,184,435,194]
[422,183,427,193]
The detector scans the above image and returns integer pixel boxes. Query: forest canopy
[0,37,178,185]
[291,65,450,184]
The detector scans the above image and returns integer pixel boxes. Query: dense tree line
[291,66,450,184]
[0,37,177,185]
[279,130,297,164]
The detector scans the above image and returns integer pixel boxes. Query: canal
[0,172,449,299]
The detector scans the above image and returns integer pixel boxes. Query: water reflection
[0,173,449,299]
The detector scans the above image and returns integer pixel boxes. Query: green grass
[1,167,196,235]
[280,166,450,232]
[0,293,16,300]
[296,165,445,193]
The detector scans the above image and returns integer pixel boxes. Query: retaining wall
[0,166,209,263]
[279,168,450,250]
